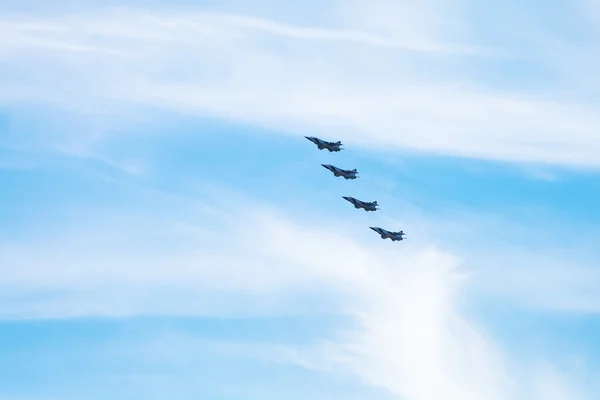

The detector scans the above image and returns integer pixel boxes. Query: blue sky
[2,0,600,399]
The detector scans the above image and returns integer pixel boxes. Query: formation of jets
[305,136,406,242]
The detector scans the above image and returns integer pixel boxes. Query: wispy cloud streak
[1,4,600,168]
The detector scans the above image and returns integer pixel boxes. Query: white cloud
[0,189,594,399]
[529,364,586,400]
[1,2,599,399]
[1,2,600,167]
[0,195,454,317]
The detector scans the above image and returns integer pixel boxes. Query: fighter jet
[370,227,406,241]
[305,136,343,152]
[343,196,378,212]
[322,164,357,180]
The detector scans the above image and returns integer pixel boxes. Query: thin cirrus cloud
[0,193,518,399]
[1,1,600,167]
[1,1,600,399]
[0,193,595,400]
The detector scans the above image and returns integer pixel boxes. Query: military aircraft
[342,196,378,211]
[305,136,343,152]
[370,227,406,241]
[322,164,357,180]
